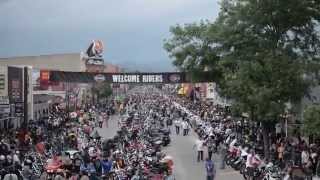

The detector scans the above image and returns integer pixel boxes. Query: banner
[49,71,191,84]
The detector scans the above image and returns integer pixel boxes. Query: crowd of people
[0,88,181,180]
[169,94,320,180]
[1,85,320,180]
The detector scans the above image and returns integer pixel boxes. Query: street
[96,115,120,140]
[97,115,242,180]
[164,127,242,180]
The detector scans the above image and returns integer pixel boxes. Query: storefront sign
[8,67,23,103]
[40,70,50,90]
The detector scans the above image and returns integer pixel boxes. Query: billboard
[86,40,104,57]
[40,70,50,90]
[84,40,104,66]
[8,67,23,117]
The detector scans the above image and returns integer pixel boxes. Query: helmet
[0,155,5,161]
[6,155,12,162]
[25,159,32,164]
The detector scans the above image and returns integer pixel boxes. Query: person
[206,136,215,160]
[104,113,109,128]
[88,161,98,180]
[165,169,175,180]
[205,158,216,180]
[101,157,113,176]
[194,137,205,162]
[174,118,181,135]
[277,142,285,169]
[245,149,261,180]
[182,121,188,136]
[301,148,313,176]
[131,171,140,180]
[98,115,103,128]
[186,120,191,135]
[219,143,227,169]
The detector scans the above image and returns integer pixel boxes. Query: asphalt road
[96,115,120,140]
[96,115,242,180]
[163,126,242,180]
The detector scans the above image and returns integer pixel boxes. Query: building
[0,53,86,72]
[0,53,87,121]
[0,53,122,122]
[0,66,33,129]
[104,63,121,73]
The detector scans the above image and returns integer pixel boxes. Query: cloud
[0,0,220,71]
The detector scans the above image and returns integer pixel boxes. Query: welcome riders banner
[48,71,193,84]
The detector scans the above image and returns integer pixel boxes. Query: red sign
[41,71,50,81]
[40,70,50,90]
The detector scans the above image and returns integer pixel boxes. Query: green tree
[91,83,113,104]
[165,0,320,158]
[164,21,223,82]
[303,105,320,137]
[98,83,113,98]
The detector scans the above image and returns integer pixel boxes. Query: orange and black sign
[40,70,50,81]
[40,70,50,90]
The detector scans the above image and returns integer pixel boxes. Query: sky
[0,0,220,72]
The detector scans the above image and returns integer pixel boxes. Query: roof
[0,53,85,72]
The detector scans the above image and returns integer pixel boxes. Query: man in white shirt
[182,121,189,136]
[301,149,310,166]
[174,118,182,135]
[194,138,205,162]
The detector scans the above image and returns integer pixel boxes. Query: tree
[215,0,319,158]
[164,21,223,83]
[91,83,113,104]
[165,0,320,158]
[99,83,113,98]
[303,105,320,137]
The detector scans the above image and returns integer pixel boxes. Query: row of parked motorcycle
[172,99,287,180]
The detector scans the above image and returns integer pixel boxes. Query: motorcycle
[262,163,282,180]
